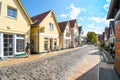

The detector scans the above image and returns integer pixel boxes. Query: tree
[87,32,97,44]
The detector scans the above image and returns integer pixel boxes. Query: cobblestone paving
[0,45,93,80]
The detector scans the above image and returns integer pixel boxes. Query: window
[7,7,17,18]
[49,23,54,30]
[44,38,48,51]
[16,35,24,52]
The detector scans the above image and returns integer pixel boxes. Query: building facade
[0,0,32,59]
[31,10,61,53]
[107,0,120,76]
[58,21,71,49]
[109,21,115,46]
[69,19,79,47]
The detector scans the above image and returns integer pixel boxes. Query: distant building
[109,21,115,46]
[78,26,84,45]
[58,21,71,49]
[69,19,79,47]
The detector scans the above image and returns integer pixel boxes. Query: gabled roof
[69,19,77,28]
[31,10,51,26]
[107,0,120,19]
[31,10,61,33]
[16,0,32,24]
[58,21,68,33]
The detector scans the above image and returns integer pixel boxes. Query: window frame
[49,23,54,31]
[16,35,25,52]
[7,6,17,19]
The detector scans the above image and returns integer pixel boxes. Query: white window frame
[49,23,54,31]
[0,33,3,59]
[16,35,25,53]
[7,6,17,19]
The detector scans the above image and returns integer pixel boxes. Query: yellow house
[31,10,61,53]
[0,0,32,59]
[58,21,72,49]
[69,19,79,48]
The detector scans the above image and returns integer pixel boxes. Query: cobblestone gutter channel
[0,45,90,80]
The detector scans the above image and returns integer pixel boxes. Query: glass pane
[7,7,17,18]
[9,35,13,38]
[4,34,8,38]
[9,51,13,55]
[4,43,8,47]
[4,48,8,51]
[9,48,13,51]
[4,52,8,56]
[16,39,24,52]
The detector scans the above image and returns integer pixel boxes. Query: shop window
[16,35,24,52]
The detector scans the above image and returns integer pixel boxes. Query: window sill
[6,16,17,20]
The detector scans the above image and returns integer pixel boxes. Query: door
[50,38,53,51]
[3,34,13,57]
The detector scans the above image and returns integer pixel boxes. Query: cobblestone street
[0,45,92,80]
[0,45,119,80]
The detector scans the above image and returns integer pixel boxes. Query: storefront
[0,33,25,59]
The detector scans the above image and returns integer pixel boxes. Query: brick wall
[115,21,120,75]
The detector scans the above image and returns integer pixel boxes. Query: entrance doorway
[3,34,13,57]
[50,38,53,51]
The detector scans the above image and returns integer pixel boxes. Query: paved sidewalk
[67,47,99,80]
[0,45,88,68]
[67,47,120,80]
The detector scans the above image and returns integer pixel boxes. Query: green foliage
[99,42,105,48]
[87,32,97,44]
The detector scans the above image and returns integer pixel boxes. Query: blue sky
[21,0,111,36]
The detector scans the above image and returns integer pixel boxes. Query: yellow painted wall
[0,0,30,45]
[0,0,30,34]
[30,27,39,52]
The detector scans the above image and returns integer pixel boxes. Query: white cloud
[79,17,84,21]
[88,23,95,28]
[103,4,110,11]
[89,16,110,25]
[60,14,69,18]
[60,3,86,19]
[89,16,105,23]
[103,0,111,11]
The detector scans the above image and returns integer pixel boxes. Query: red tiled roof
[58,21,68,33]
[31,10,51,26]
[69,19,77,28]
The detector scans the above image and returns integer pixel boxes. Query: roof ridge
[31,10,52,25]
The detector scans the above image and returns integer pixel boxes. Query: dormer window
[33,19,39,24]
[7,6,17,19]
